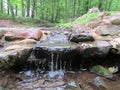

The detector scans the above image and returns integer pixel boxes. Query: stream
[1,27,120,90]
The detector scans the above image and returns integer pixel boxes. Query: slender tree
[21,0,25,17]
[0,0,3,13]
[31,0,36,18]
[7,0,10,15]
[15,4,17,16]
[26,0,30,17]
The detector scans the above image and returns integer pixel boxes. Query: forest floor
[0,20,24,27]
[1,19,120,90]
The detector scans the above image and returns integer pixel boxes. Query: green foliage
[56,13,100,28]
[14,17,41,27]
[57,11,116,28]
[0,0,120,25]
[0,13,12,20]
[74,13,100,23]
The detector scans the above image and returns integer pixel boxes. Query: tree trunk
[73,0,76,18]
[21,0,25,17]
[0,0,3,13]
[98,0,104,11]
[10,4,15,19]
[107,0,113,11]
[35,0,38,17]
[54,0,60,22]
[15,4,17,16]
[26,0,30,17]
[85,0,89,13]
[7,0,10,15]
[31,0,36,18]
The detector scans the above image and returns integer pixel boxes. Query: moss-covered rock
[90,65,113,78]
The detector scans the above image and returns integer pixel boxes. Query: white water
[51,53,54,71]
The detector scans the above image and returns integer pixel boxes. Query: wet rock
[0,46,32,69]
[68,81,77,87]
[77,41,112,58]
[0,30,6,39]
[0,86,4,90]
[5,29,43,41]
[100,19,112,27]
[89,77,109,90]
[86,20,101,29]
[35,42,77,53]
[42,30,51,35]
[33,41,78,70]
[32,32,78,70]
[70,33,95,43]
[0,41,4,47]
[110,38,120,48]
[40,31,51,42]
[90,65,113,78]
[48,70,64,79]
[5,45,32,51]
[10,39,37,45]
[95,25,120,36]
[110,16,120,25]
[24,71,33,77]
[95,26,110,36]
[0,50,18,69]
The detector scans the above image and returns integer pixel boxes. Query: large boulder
[110,16,120,25]
[77,41,112,58]
[95,25,120,36]
[4,29,43,41]
[0,50,17,69]
[88,7,100,13]
[70,33,95,43]
[0,45,32,69]
[70,28,95,43]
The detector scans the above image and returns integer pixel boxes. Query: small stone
[68,81,77,87]
[89,77,109,90]
[24,71,33,77]
[108,66,119,73]
[48,70,64,79]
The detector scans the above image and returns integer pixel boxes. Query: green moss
[74,13,100,23]
[57,12,116,28]
[91,65,112,77]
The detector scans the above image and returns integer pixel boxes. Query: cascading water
[28,32,79,72]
